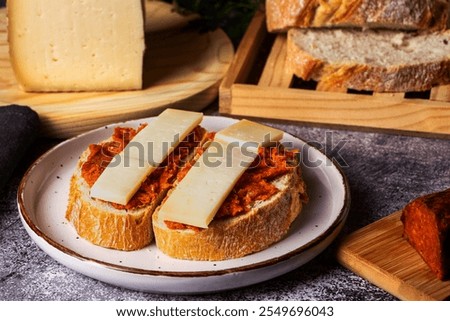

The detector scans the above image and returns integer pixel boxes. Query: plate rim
[17,115,351,278]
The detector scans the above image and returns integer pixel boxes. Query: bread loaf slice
[287,28,450,92]
[66,147,159,251]
[267,0,449,32]
[152,145,308,261]
[66,125,209,251]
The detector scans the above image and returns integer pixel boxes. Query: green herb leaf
[162,0,261,45]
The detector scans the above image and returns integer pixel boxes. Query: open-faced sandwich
[65,109,208,251]
[65,109,308,260]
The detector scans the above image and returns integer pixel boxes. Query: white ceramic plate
[18,116,350,294]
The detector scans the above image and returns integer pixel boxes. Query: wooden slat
[224,84,450,135]
[322,85,348,93]
[219,8,267,113]
[336,211,450,301]
[430,84,450,102]
[373,92,405,100]
[258,34,293,88]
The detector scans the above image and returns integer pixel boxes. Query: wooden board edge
[336,241,437,301]
[39,80,220,138]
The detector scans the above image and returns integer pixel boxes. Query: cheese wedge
[90,109,203,205]
[158,120,285,228]
[7,0,145,92]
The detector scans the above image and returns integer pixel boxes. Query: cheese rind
[90,109,203,205]
[7,0,145,92]
[158,120,284,228]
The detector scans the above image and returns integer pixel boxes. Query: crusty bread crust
[66,148,162,251]
[266,0,449,32]
[287,28,450,92]
[152,167,307,261]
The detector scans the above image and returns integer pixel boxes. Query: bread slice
[266,0,449,32]
[287,28,450,92]
[66,125,208,251]
[66,149,157,251]
[152,147,308,261]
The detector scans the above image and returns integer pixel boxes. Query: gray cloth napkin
[0,105,40,191]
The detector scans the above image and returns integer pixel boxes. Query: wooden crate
[219,9,450,137]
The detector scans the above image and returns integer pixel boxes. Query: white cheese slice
[121,109,203,164]
[158,140,255,228]
[158,120,285,228]
[90,109,203,205]
[90,156,153,206]
[215,119,284,148]
[7,0,145,92]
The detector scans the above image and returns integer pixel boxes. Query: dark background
[0,1,4,8]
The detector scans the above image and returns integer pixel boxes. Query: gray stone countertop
[1,105,449,301]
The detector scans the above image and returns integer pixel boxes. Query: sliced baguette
[266,0,449,32]
[287,28,450,92]
[66,125,208,251]
[152,154,308,261]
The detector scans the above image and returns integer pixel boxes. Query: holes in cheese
[90,109,203,205]
[158,120,284,228]
[7,0,145,92]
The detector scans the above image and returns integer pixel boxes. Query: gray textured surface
[1,108,449,301]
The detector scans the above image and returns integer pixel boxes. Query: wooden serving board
[0,1,234,138]
[219,9,450,137]
[336,211,450,300]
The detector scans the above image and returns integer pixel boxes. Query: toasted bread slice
[152,147,308,261]
[66,125,209,251]
[66,148,160,251]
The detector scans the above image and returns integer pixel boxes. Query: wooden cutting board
[0,1,234,138]
[336,211,450,300]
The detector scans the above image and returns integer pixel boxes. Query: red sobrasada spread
[165,144,301,231]
[82,125,301,230]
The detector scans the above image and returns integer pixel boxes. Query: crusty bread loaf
[401,188,450,281]
[66,125,209,251]
[266,0,449,32]
[152,157,308,261]
[287,28,450,92]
